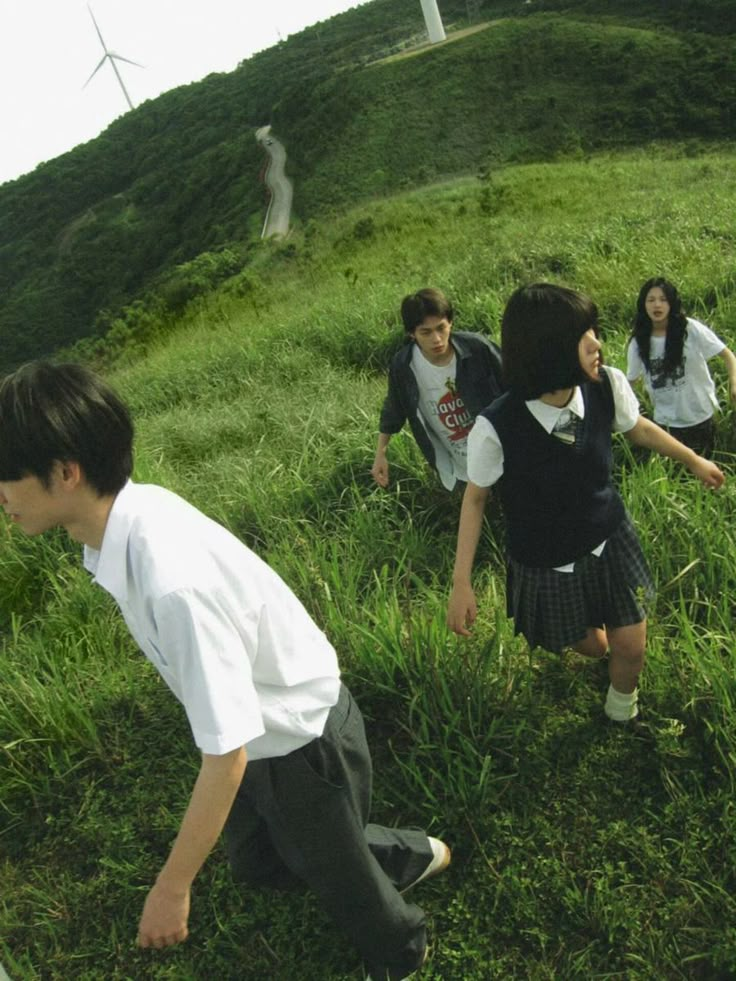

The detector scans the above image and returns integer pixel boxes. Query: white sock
[604,684,639,722]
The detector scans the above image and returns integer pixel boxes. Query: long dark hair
[632,277,688,374]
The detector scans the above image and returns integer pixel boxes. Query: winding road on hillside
[256,126,293,239]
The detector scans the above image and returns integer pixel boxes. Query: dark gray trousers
[224,684,431,976]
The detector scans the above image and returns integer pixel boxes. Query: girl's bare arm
[717,347,736,403]
[625,416,725,489]
[447,481,491,636]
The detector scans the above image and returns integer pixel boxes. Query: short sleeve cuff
[607,366,640,433]
[467,416,504,486]
[192,719,265,756]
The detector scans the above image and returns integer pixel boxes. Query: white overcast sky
[0,0,371,187]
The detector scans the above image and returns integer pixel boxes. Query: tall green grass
[3,147,736,978]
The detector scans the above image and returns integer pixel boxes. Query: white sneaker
[401,837,451,893]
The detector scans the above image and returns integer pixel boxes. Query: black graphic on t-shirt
[649,355,686,390]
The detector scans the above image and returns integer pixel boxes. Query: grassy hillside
[0,0,734,369]
[279,14,736,216]
[3,149,736,979]
[530,0,736,33]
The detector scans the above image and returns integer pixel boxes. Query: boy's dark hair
[501,283,599,399]
[632,277,688,374]
[400,288,454,334]
[0,361,133,495]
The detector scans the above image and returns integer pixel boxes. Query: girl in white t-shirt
[626,277,736,457]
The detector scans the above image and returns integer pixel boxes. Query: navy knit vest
[482,368,625,568]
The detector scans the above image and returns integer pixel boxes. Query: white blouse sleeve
[606,366,640,433]
[467,415,505,487]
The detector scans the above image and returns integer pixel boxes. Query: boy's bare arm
[371,433,392,487]
[138,745,247,948]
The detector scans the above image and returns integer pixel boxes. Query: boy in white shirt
[0,361,449,980]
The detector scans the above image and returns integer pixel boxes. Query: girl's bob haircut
[501,283,599,399]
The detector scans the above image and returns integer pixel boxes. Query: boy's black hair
[0,361,133,495]
[501,283,599,399]
[400,288,454,334]
[632,277,688,374]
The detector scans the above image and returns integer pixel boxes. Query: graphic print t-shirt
[411,346,472,485]
[626,318,724,427]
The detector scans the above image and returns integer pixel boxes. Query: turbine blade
[107,53,144,69]
[87,4,108,52]
[83,54,108,88]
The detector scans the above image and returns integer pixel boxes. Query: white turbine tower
[84,5,142,111]
[420,0,446,43]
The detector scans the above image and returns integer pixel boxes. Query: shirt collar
[525,387,585,433]
[449,333,470,359]
[83,480,137,603]
[411,343,456,370]
[401,331,472,365]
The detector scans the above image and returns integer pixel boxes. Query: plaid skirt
[506,512,654,654]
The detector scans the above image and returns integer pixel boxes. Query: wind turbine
[84,5,143,111]
[420,0,446,43]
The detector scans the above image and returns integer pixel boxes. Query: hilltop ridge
[0,0,733,370]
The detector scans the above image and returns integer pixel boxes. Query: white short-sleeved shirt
[626,318,725,427]
[411,346,472,488]
[84,482,340,758]
[467,367,639,571]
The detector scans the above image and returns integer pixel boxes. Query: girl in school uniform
[447,283,724,724]
[627,277,736,458]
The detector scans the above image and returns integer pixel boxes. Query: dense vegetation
[0,0,734,369]
[2,148,736,978]
[279,15,736,216]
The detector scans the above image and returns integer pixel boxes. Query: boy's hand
[138,880,190,949]
[371,454,389,488]
[447,582,478,636]
[690,456,725,490]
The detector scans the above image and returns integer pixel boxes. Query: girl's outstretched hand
[447,581,478,636]
[690,456,725,489]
